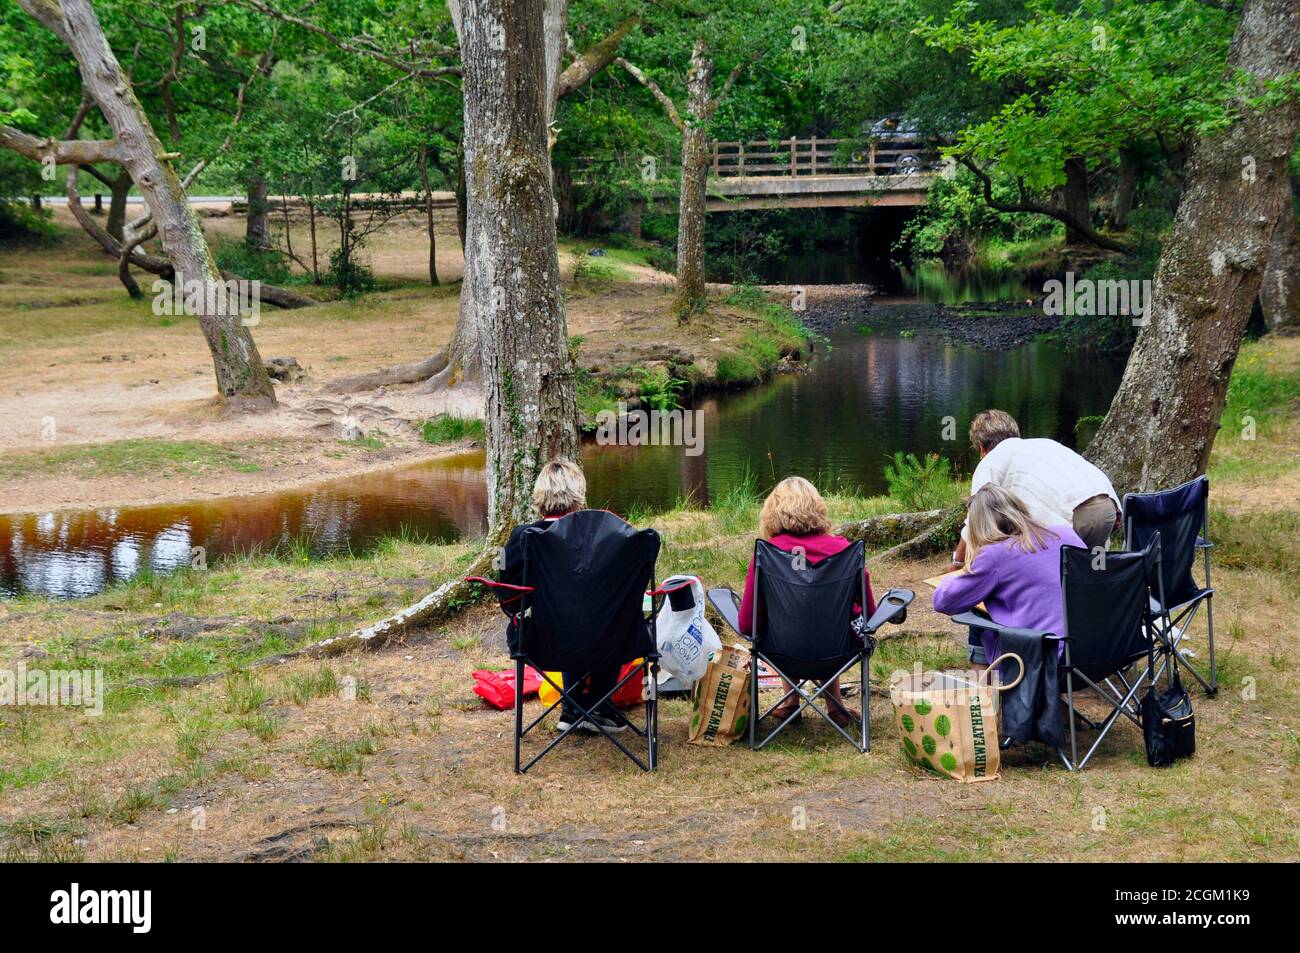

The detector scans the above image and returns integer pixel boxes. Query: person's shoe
[556,713,627,734]
[584,712,627,733]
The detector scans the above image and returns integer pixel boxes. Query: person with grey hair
[496,458,626,735]
[948,409,1120,571]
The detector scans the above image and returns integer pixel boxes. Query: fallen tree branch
[959,157,1133,255]
[836,508,945,548]
[307,542,503,657]
[866,504,966,564]
[326,350,449,393]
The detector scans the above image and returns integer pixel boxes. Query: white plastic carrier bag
[654,574,721,685]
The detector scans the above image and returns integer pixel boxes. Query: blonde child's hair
[964,484,1055,570]
[759,476,832,538]
[531,459,586,517]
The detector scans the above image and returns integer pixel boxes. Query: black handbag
[1141,663,1196,767]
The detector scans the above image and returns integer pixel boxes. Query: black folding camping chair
[470,509,669,773]
[1123,475,1217,695]
[744,538,913,752]
[953,535,1167,771]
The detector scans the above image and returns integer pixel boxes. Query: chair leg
[514,658,524,774]
[749,653,759,751]
[647,660,658,772]
[1205,592,1218,696]
[1066,670,1078,771]
[861,654,870,753]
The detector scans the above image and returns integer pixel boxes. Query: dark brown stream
[0,322,1125,599]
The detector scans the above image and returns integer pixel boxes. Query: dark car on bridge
[855,117,938,174]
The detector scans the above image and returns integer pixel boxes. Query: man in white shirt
[949,410,1121,570]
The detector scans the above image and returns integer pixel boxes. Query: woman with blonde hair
[933,484,1083,669]
[738,476,877,726]
[496,459,626,735]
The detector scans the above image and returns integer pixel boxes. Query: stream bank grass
[0,438,260,480]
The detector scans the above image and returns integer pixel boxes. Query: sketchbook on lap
[924,570,986,613]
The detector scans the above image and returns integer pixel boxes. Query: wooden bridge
[704,136,943,210]
[574,136,946,214]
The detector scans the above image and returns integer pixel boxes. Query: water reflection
[0,328,1124,599]
[0,455,489,599]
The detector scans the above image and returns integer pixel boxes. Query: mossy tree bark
[460,0,579,532]
[1260,175,1299,331]
[1086,0,1299,493]
[619,41,747,321]
[18,0,278,412]
[434,0,634,390]
[672,42,714,319]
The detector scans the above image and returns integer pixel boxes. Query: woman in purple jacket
[933,484,1083,670]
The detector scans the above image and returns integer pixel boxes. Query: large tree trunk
[21,0,278,412]
[1260,176,1299,331]
[1062,157,1091,244]
[460,0,579,532]
[1086,0,1300,493]
[672,42,713,320]
[245,171,271,249]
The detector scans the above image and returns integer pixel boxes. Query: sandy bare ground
[0,208,697,515]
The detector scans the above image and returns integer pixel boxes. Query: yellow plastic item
[538,661,645,709]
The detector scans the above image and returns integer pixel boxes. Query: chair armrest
[951,610,1008,633]
[465,576,534,593]
[862,588,914,634]
[952,611,1056,642]
[465,575,534,606]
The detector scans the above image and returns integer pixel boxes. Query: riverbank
[0,361,1295,858]
[0,211,807,515]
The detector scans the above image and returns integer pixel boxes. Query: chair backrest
[520,509,659,671]
[1060,535,1161,679]
[752,538,865,680]
[1123,475,1208,609]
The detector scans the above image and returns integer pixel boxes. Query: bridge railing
[710,137,941,177]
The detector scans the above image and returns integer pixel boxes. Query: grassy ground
[0,336,1296,862]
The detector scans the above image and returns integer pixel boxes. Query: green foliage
[0,200,56,244]
[634,368,685,411]
[420,414,485,445]
[212,237,295,286]
[570,247,623,289]
[326,247,377,297]
[883,452,957,511]
[898,168,1054,260]
[918,0,1237,190]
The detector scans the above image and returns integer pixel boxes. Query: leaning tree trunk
[1259,176,1299,331]
[245,172,271,249]
[460,0,579,533]
[21,0,277,412]
[672,43,714,320]
[1086,0,1299,493]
